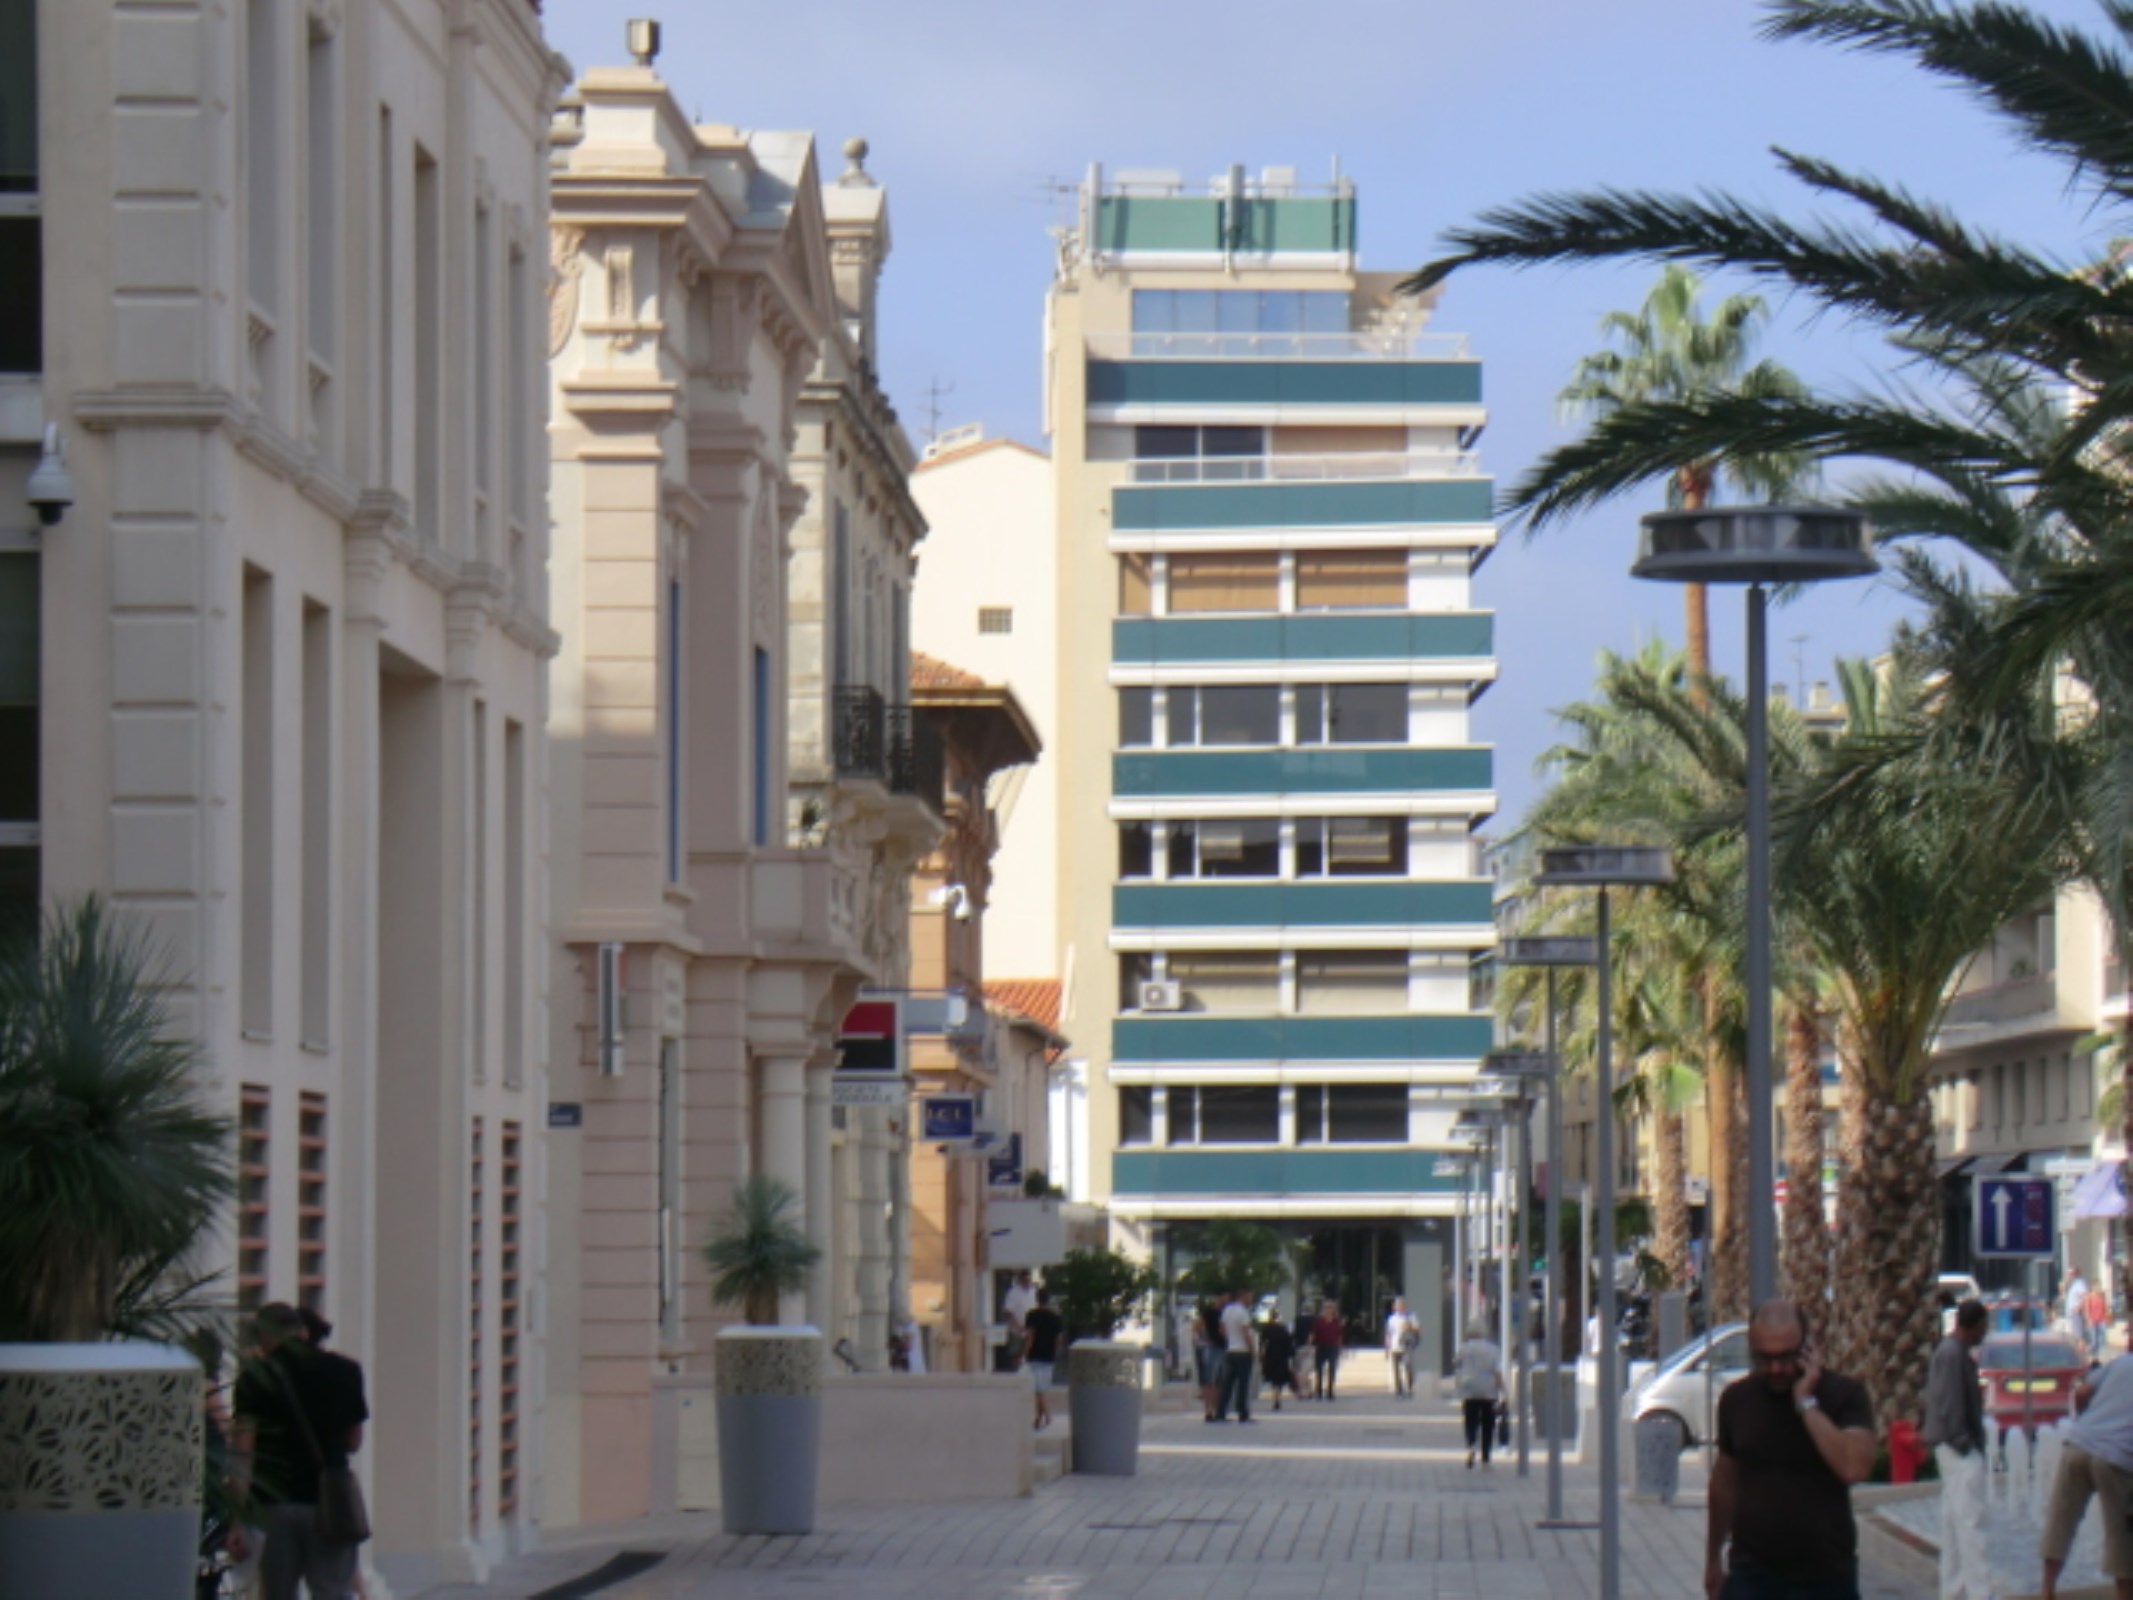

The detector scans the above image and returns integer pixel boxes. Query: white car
[1623,1323,1748,1452]
[1938,1273,1983,1334]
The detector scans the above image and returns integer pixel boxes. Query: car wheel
[1647,1408,1694,1454]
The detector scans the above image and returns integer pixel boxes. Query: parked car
[1622,1323,1748,1452]
[1976,1333,2088,1450]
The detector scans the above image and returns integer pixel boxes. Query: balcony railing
[1940,970,2058,1029]
[1124,449,1483,485]
[1085,330,1472,362]
[833,686,944,815]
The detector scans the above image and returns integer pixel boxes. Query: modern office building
[1045,165,1499,1367]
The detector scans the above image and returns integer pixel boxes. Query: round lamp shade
[1633,506,1875,585]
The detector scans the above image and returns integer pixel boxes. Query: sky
[543,0,2116,823]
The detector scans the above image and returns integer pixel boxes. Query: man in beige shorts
[2041,1350,2133,1600]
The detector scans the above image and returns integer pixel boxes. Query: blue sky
[542,0,2113,821]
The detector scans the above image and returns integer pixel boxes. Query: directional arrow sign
[1975,1175,2056,1259]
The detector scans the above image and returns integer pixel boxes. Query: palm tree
[1559,264,1815,679]
[0,897,232,1343]
[1780,987,1831,1317]
[703,1175,820,1325]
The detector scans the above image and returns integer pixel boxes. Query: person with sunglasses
[1705,1300,1878,1600]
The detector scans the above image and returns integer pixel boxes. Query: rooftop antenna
[922,377,955,445]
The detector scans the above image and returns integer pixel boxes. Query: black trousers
[1314,1346,1338,1397]
[1463,1397,1496,1461]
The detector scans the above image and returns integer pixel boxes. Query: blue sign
[921,1094,977,1143]
[547,1103,583,1129]
[1975,1175,2056,1258]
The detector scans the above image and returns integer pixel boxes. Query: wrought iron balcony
[832,686,944,816]
[886,705,945,814]
[833,686,886,779]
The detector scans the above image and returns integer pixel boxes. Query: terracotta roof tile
[986,978,1063,1039]
[910,651,987,691]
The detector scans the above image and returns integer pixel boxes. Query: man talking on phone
[1705,1300,1878,1600]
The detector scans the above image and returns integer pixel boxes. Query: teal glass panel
[1111,747,1493,797]
[1112,1013,1494,1062]
[1111,1147,1465,1197]
[1087,360,1483,407]
[1111,879,1494,929]
[1113,480,1493,531]
[1111,614,1493,663]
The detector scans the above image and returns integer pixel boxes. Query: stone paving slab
[415,1382,1932,1599]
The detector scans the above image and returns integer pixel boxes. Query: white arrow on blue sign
[1974,1175,2056,1259]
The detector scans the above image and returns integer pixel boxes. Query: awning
[1990,1152,2031,1174]
[2073,1161,2127,1220]
[1936,1155,1978,1183]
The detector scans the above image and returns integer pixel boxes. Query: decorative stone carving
[548,224,585,356]
[0,1368,203,1514]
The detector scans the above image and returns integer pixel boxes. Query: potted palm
[704,1175,824,1534]
[1048,1246,1159,1476]
[0,899,232,1599]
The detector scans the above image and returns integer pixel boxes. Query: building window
[666,580,684,880]
[1131,289,1348,347]
[304,14,336,450]
[1132,424,1265,479]
[1298,1083,1409,1144]
[752,648,771,846]
[0,0,38,373]
[1118,555,1152,614]
[504,720,526,1087]
[1167,552,1278,614]
[1118,952,1152,1011]
[1297,950,1410,1016]
[1119,1085,1154,1145]
[240,568,275,1038]
[1166,818,1279,879]
[1296,816,1408,878]
[831,503,851,685]
[1166,684,1278,747]
[245,0,280,321]
[1296,682,1407,744]
[0,550,41,850]
[238,1087,271,1310]
[1296,549,1407,611]
[469,1117,484,1529]
[1170,1085,1280,1145]
[978,606,1014,634]
[1118,821,1153,880]
[1170,950,1280,1014]
[297,1092,327,1311]
[300,602,332,1046]
[413,143,441,538]
[499,1121,522,1520]
[1118,687,1153,748]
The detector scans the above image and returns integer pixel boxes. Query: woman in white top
[1451,1322,1504,1469]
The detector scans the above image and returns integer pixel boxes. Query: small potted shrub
[1048,1246,1159,1476]
[704,1175,824,1534]
[0,900,232,1598]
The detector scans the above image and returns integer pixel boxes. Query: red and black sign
[838,999,898,1074]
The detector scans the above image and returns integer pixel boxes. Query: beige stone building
[13,0,566,1584]
[542,52,941,1529]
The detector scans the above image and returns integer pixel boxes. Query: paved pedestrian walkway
[416,1378,1934,1599]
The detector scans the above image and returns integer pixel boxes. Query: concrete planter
[0,1342,204,1599]
[714,1326,823,1535]
[1066,1341,1142,1476]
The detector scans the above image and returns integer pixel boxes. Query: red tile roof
[910,651,988,691]
[986,978,1063,1041]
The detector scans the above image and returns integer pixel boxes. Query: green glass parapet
[1086,360,1483,408]
[1112,746,1494,797]
[1112,878,1494,929]
[1113,479,1493,531]
[1111,1146,1467,1197]
[1095,194,1356,255]
[1112,1012,1494,1062]
[1112,613,1494,663]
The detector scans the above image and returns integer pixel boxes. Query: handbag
[1495,1399,1511,1449]
[271,1359,372,1546]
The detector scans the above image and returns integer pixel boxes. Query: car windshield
[1979,1339,2083,1370]
[1654,1326,1745,1379]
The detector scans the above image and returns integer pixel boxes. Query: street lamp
[1485,1049,1551,1481]
[1501,934,1599,1521]
[1533,846,1673,1600]
[1633,507,1874,1307]
[1458,1106,1516,1375]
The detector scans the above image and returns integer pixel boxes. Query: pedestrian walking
[228,1303,371,1600]
[1212,1288,1258,1423]
[2088,1283,2112,1363]
[2066,1269,2092,1351]
[1023,1288,1065,1431]
[1384,1297,1418,1398]
[1259,1313,1297,1411]
[1003,1269,1037,1373]
[1704,1299,1877,1600]
[1923,1299,1992,1600]
[1452,1322,1504,1469]
[2039,1348,2133,1600]
[1196,1299,1224,1421]
[1311,1299,1345,1400]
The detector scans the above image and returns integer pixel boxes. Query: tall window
[300,602,332,1045]
[245,0,279,318]
[470,699,488,1082]
[473,201,494,546]
[1296,683,1407,744]
[304,12,336,452]
[657,1042,680,1342]
[752,648,771,846]
[297,1092,327,1309]
[831,503,851,684]
[665,581,683,879]
[468,1117,485,1529]
[499,1122,522,1520]
[413,144,441,536]
[1118,1086,1154,1145]
[506,243,530,544]
[0,0,39,373]
[1117,554,1152,614]
[503,720,526,1087]
[1117,687,1153,748]
[238,1087,271,1309]
[1118,820,1153,879]
[240,568,275,1037]
[0,548,40,933]
[375,106,394,485]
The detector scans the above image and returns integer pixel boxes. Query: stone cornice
[80,385,367,526]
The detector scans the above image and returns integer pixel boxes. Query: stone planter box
[1066,1340,1142,1476]
[0,1342,204,1599]
[714,1326,823,1535]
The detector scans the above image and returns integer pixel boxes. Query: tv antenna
[922,377,955,445]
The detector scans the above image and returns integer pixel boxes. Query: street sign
[1975,1175,2056,1258]
[832,1077,904,1108]
[921,1094,977,1143]
[1774,1177,1788,1207]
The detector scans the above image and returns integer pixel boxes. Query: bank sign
[920,1094,977,1143]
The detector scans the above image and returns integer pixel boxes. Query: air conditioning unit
[1138,979,1184,1012]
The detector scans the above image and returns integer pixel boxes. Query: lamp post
[1632,507,1873,1307]
[1485,1050,1550,1481]
[1533,847,1673,1600]
[1501,936,1599,1517]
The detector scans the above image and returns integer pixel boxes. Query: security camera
[927,883,973,922]
[26,425,74,528]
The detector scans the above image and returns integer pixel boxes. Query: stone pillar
[854,1110,894,1366]
[803,1058,835,1334]
[758,1056,809,1325]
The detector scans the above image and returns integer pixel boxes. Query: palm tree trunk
[2121,1008,2133,1350]
[1830,1085,1939,1427]
[1781,998,1829,1315]
[1706,1037,1747,1324]
[1653,1081,1691,1290]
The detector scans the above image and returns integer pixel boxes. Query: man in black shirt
[231,1302,371,1600]
[1706,1299,1878,1600]
[1023,1288,1066,1430]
